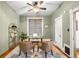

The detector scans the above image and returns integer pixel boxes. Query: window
[27,17,43,38]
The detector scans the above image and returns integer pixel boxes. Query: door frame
[70,7,79,57]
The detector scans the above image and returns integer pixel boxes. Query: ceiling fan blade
[27,3,33,7]
[39,1,44,5]
[40,8,46,10]
[28,9,33,12]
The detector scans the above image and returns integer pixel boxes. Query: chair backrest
[46,41,53,52]
[41,42,48,51]
[19,41,32,53]
[41,41,53,52]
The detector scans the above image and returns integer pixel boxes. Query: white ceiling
[6,1,63,16]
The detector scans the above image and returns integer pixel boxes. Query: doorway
[75,11,79,58]
[70,7,79,58]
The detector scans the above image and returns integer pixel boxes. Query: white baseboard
[64,44,70,50]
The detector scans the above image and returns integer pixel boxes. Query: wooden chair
[18,41,33,57]
[40,41,53,58]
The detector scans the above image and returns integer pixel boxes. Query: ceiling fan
[21,1,46,13]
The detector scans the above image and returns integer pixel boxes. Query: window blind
[29,19,42,38]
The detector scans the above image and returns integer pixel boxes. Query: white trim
[70,9,74,58]
[27,17,43,19]
[64,43,70,50]
[73,7,79,13]
[27,17,29,36]
[27,17,44,37]
[70,7,79,57]
[41,17,44,36]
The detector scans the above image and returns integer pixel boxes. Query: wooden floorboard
[52,43,70,58]
[0,48,15,58]
[76,49,79,58]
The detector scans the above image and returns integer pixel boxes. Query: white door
[55,16,63,49]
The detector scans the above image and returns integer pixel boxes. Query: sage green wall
[20,16,27,34]
[51,1,79,46]
[43,16,51,39]
[20,16,51,39]
[0,2,20,55]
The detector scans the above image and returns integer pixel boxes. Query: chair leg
[45,52,47,58]
[25,52,27,57]
[41,38,42,42]
[33,46,34,52]
[38,47,39,52]
[51,50,53,55]
[19,49,21,56]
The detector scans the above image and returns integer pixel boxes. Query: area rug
[5,46,62,58]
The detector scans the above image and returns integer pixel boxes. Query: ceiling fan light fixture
[33,8,40,12]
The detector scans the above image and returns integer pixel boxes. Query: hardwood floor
[0,48,15,58]
[76,49,79,58]
[0,42,69,58]
[52,43,70,58]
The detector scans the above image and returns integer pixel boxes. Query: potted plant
[19,32,28,41]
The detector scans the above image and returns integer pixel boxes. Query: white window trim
[27,17,44,37]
